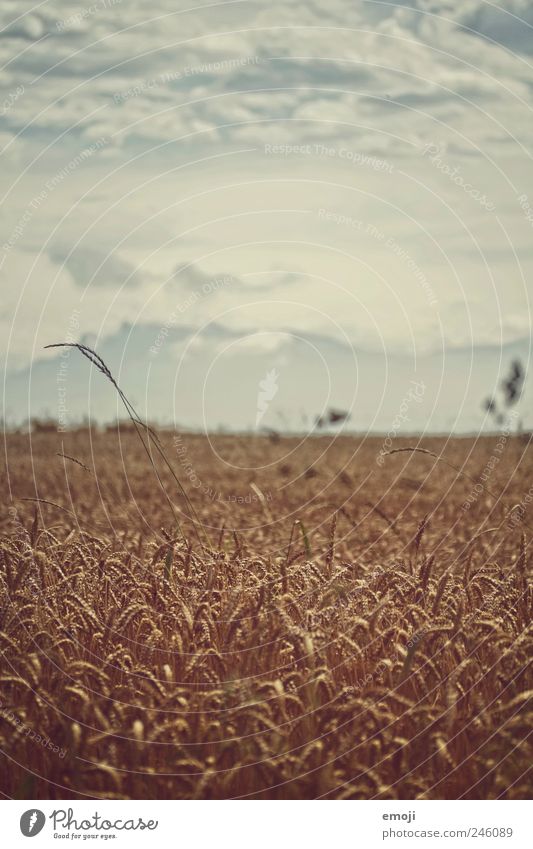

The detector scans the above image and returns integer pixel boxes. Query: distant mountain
[3,322,530,434]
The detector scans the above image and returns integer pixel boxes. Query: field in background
[0,430,531,799]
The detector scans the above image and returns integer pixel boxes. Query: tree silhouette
[483,359,525,429]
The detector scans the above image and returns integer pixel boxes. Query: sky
[1,0,533,432]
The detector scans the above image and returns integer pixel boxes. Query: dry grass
[0,428,531,799]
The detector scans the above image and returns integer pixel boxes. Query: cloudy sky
[1,0,532,432]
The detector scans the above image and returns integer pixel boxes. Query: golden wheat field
[0,427,531,799]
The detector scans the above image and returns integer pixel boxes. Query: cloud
[0,0,530,155]
[2,10,47,41]
[49,244,144,288]
[457,0,533,54]
[221,331,291,356]
[169,261,215,292]
[2,0,533,431]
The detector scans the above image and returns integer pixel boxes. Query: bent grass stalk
[45,342,208,547]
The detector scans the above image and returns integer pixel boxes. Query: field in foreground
[0,429,532,799]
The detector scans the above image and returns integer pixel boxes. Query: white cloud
[1,0,533,428]
[49,243,144,288]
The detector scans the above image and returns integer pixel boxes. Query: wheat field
[0,428,531,799]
